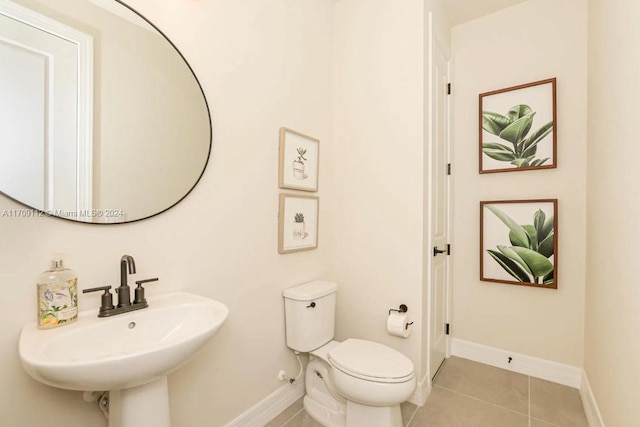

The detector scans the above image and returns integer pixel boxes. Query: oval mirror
[0,0,211,224]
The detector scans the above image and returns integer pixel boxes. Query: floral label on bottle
[38,278,78,328]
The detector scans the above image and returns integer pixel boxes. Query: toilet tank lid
[283,280,337,301]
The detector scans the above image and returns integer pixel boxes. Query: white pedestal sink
[19,292,229,427]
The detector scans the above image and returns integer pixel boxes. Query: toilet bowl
[329,339,415,407]
[303,339,415,427]
[283,281,416,427]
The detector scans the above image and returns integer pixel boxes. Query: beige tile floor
[267,356,589,427]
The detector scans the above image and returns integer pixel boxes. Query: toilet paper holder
[387,304,413,332]
[388,304,408,315]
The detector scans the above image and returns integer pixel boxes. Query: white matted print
[278,127,319,192]
[278,194,319,254]
[480,199,557,289]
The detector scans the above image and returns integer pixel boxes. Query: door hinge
[447,163,451,175]
[447,83,451,95]
[447,244,451,255]
[445,323,450,335]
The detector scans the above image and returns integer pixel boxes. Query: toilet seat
[309,340,341,360]
[328,338,414,384]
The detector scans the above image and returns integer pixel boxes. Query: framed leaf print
[479,78,557,173]
[480,199,558,289]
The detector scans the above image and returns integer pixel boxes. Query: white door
[0,11,78,213]
[429,34,450,379]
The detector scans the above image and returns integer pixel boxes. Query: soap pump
[36,260,78,329]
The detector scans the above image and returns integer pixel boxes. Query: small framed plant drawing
[278,127,319,192]
[479,78,557,173]
[278,194,319,254]
[480,199,558,289]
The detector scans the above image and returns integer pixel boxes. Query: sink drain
[128,322,136,329]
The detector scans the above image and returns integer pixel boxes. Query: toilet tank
[283,280,337,352]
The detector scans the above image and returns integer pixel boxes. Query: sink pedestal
[109,377,171,427]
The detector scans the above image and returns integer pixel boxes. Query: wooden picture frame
[480,199,558,289]
[479,78,557,174]
[278,127,319,192]
[278,193,319,254]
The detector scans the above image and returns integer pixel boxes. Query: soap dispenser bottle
[37,260,78,329]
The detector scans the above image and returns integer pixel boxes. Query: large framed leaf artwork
[479,78,557,173]
[480,199,558,289]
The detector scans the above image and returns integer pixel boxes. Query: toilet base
[303,349,409,427]
[304,396,403,427]
[346,400,402,427]
[304,395,346,427]
[304,357,346,427]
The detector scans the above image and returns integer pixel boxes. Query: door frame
[425,10,453,388]
[0,0,93,216]
[436,32,453,363]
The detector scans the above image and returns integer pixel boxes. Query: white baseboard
[580,370,605,427]
[450,338,582,388]
[407,372,431,406]
[224,381,305,427]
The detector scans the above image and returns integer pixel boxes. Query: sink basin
[19,291,229,391]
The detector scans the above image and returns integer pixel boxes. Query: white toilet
[283,280,416,427]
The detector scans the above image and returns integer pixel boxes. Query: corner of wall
[580,370,606,427]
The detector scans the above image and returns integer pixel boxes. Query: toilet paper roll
[387,312,411,338]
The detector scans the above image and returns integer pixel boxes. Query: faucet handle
[135,278,159,286]
[83,285,112,293]
[133,277,158,305]
[83,286,115,316]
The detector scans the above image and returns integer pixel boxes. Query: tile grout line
[528,375,531,427]
[432,384,529,419]
[525,378,566,427]
[405,403,419,427]
[280,408,305,427]
[530,416,563,427]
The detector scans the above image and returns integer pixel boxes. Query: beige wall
[327,0,426,380]
[585,0,640,424]
[450,0,588,366]
[0,0,333,425]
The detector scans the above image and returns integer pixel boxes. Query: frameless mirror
[0,0,211,223]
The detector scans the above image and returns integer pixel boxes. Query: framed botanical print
[480,199,558,289]
[278,127,319,192]
[480,78,557,173]
[278,194,319,254]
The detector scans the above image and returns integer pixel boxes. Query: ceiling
[442,0,528,26]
